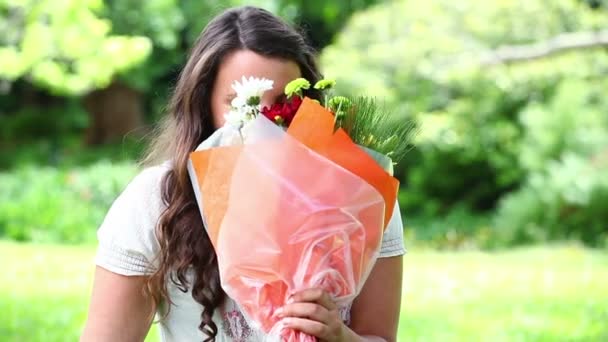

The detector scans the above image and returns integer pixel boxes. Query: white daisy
[231,76,274,107]
[223,76,274,132]
[224,107,248,129]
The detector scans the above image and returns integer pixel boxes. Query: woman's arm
[81,266,155,342]
[348,255,403,342]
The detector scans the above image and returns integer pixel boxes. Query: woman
[82,6,405,342]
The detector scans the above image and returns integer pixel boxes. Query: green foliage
[336,97,415,164]
[495,156,608,246]
[101,0,188,91]
[0,135,144,170]
[0,98,145,169]
[2,0,607,248]
[322,0,608,243]
[404,207,495,250]
[581,0,608,10]
[284,0,383,48]
[99,0,374,121]
[0,162,137,243]
[0,0,152,95]
[495,80,608,246]
[1,0,385,137]
[518,79,608,173]
[0,101,89,142]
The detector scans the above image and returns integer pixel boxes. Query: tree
[94,0,385,139]
[0,0,152,144]
[0,1,384,146]
[0,0,151,95]
[277,0,383,49]
[321,0,608,221]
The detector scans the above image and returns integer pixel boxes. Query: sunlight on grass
[399,245,608,341]
[1,240,606,341]
[0,241,160,342]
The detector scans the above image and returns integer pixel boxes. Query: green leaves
[320,0,608,244]
[336,96,416,165]
[0,0,152,95]
[0,161,137,243]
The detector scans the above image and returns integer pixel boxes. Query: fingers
[278,302,330,322]
[290,288,336,310]
[278,289,344,341]
[282,317,330,339]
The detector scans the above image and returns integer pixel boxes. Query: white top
[95,163,406,341]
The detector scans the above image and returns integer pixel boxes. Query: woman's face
[211,49,302,129]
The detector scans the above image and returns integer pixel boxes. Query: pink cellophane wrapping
[188,102,398,341]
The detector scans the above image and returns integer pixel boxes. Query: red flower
[261,96,303,127]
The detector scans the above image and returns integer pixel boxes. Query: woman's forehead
[216,50,301,90]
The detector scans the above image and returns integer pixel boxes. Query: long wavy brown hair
[142,6,321,341]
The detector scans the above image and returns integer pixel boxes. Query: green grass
[1,240,606,341]
[0,241,160,342]
[400,246,608,341]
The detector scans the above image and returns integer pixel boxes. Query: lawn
[1,240,606,341]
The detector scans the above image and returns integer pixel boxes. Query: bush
[0,161,137,243]
[321,0,608,245]
[0,95,146,170]
[495,79,608,246]
[403,206,495,250]
[495,154,608,246]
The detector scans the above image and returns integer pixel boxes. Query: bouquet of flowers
[188,76,414,341]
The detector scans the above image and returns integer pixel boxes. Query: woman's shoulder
[110,162,172,218]
[95,161,172,275]
[127,161,172,198]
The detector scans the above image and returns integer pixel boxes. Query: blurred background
[1,0,607,341]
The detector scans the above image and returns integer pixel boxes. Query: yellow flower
[285,78,310,98]
[314,79,336,90]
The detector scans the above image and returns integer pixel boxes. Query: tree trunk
[83,81,145,145]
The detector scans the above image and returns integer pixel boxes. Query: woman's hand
[277,288,347,342]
